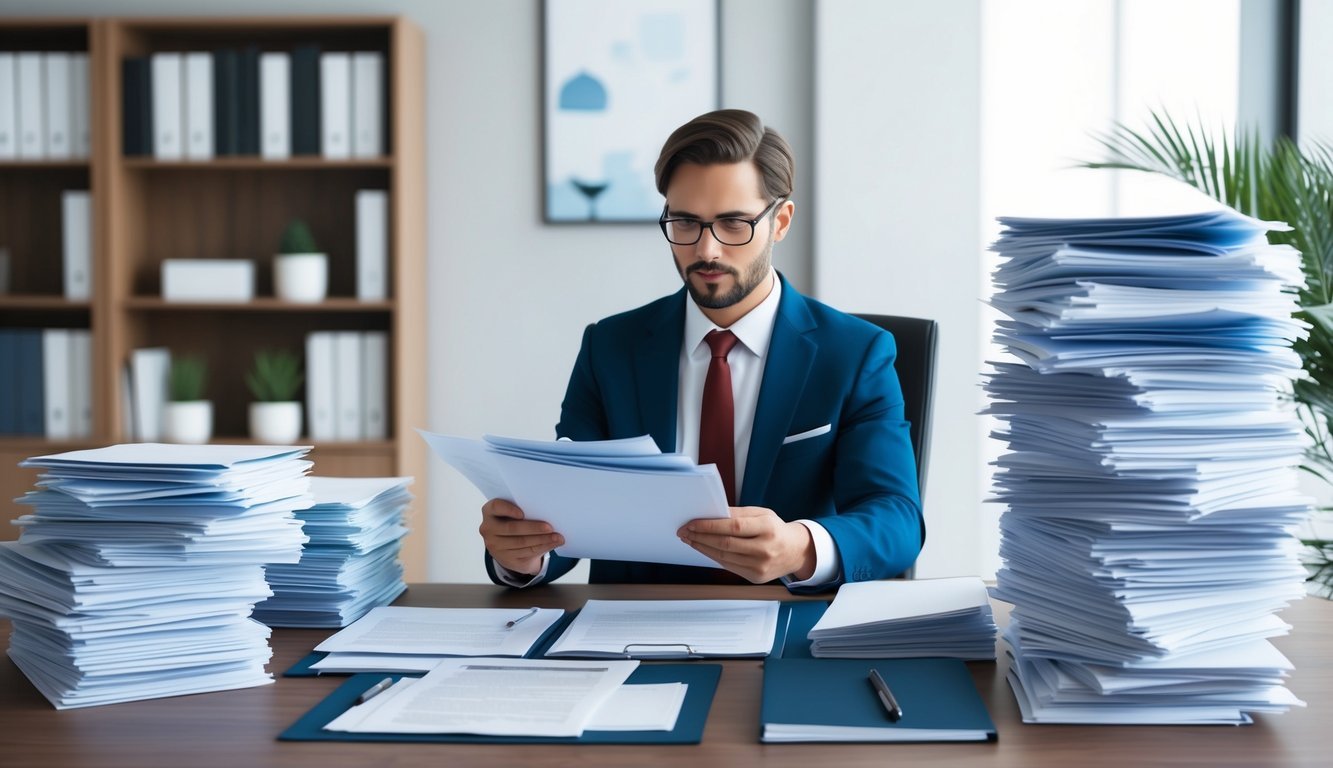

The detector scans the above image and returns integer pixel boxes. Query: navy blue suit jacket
[486,275,924,592]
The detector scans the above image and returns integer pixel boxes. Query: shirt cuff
[493,554,550,588]
[783,519,841,588]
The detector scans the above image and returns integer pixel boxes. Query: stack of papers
[309,606,567,673]
[985,209,1312,724]
[807,577,997,660]
[544,599,780,658]
[0,443,312,709]
[420,431,728,568]
[254,476,413,628]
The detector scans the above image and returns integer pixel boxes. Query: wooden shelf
[122,297,394,312]
[0,295,92,311]
[0,160,92,170]
[122,157,393,171]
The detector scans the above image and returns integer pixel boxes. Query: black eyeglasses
[659,198,785,246]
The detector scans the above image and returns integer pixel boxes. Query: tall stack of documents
[985,209,1312,724]
[807,577,996,660]
[254,476,412,628]
[0,444,311,709]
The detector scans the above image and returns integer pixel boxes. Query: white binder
[351,51,383,157]
[306,331,337,441]
[0,54,15,158]
[260,52,290,159]
[62,190,92,300]
[333,331,362,440]
[43,53,71,159]
[151,53,183,159]
[70,53,90,158]
[361,331,388,441]
[355,190,388,301]
[16,52,44,159]
[43,329,72,440]
[184,52,214,159]
[320,53,351,159]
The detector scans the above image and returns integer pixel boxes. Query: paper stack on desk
[254,476,413,628]
[807,577,996,660]
[985,209,1311,724]
[0,443,311,709]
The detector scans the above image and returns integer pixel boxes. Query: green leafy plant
[1085,112,1333,598]
[245,349,304,402]
[169,355,207,402]
[278,219,320,254]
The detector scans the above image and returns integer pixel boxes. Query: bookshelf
[0,17,429,580]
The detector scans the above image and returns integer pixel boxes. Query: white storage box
[162,259,255,302]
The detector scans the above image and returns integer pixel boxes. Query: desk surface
[0,583,1327,768]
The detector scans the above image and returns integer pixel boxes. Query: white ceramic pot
[273,253,328,303]
[249,401,303,444]
[163,401,213,444]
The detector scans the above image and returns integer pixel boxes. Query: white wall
[814,0,985,578]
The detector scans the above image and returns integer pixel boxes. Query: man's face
[663,162,792,322]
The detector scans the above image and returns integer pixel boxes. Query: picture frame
[543,0,721,223]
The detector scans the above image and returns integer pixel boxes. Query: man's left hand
[678,507,816,583]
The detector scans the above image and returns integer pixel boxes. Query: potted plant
[1086,113,1333,597]
[163,355,211,444]
[246,348,304,444]
[273,219,327,303]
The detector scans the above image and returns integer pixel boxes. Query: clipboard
[283,611,575,677]
[277,664,722,745]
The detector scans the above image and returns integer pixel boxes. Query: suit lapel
[741,279,817,506]
[634,289,686,453]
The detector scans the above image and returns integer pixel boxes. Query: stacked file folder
[807,577,996,660]
[0,444,311,709]
[986,209,1312,724]
[254,476,412,628]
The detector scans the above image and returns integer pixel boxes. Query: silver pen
[356,676,396,705]
[505,606,540,629]
[868,668,903,722]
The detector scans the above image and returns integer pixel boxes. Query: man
[481,109,923,592]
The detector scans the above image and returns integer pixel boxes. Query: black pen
[505,606,540,629]
[356,676,395,705]
[868,668,903,722]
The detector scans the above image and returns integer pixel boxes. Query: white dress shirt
[496,271,841,587]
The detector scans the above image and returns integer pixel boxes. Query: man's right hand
[479,499,564,577]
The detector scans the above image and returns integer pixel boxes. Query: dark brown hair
[653,109,794,201]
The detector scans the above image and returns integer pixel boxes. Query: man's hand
[479,499,564,577]
[677,507,816,583]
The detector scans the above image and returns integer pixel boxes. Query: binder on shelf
[362,331,388,441]
[43,53,71,160]
[184,52,213,160]
[279,665,721,745]
[290,44,321,156]
[42,329,72,440]
[70,53,89,158]
[0,53,16,158]
[306,331,336,441]
[334,331,363,440]
[237,47,260,155]
[130,347,170,441]
[211,49,240,156]
[151,52,183,160]
[356,190,388,301]
[259,52,290,159]
[0,331,16,433]
[351,51,383,157]
[16,52,44,159]
[760,658,997,743]
[62,190,92,301]
[121,56,152,157]
[15,330,44,435]
[69,329,92,439]
[320,52,351,159]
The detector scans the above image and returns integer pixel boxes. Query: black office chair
[853,313,938,577]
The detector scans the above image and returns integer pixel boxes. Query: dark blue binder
[761,658,997,742]
[278,664,721,744]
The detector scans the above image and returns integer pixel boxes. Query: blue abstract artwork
[544,0,719,223]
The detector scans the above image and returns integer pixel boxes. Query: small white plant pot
[163,401,213,444]
[250,401,303,444]
[273,253,328,303]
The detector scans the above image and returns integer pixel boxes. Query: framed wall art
[543,0,720,223]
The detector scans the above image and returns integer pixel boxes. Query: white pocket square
[782,424,832,445]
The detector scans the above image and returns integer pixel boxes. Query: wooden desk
[0,583,1327,768]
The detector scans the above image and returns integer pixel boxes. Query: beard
[679,235,774,310]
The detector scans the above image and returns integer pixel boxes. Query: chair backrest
[853,313,938,552]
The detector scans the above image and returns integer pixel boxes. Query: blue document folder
[761,658,997,742]
[278,664,721,744]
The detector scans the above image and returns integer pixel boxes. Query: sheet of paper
[546,599,780,658]
[324,658,639,737]
[585,682,686,731]
[309,653,444,674]
[314,606,564,657]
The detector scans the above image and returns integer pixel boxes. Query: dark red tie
[699,330,740,505]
